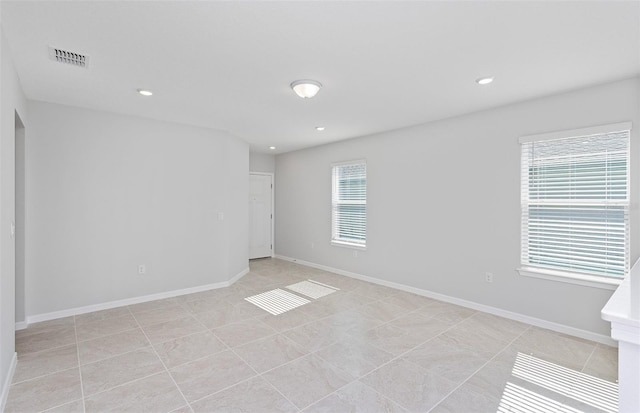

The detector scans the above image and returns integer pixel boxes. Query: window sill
[517,267,622,291]
[331,240,367,251]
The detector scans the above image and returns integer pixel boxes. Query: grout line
[127,307,193,411]
[297,307,473,411]
[580,343,599,374]
[72,316,87,413]
[223,338,300,411]
[425,325,533,412]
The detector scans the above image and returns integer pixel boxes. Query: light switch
[218,212,224,221]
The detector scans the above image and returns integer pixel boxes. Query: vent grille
[49,47,89,68]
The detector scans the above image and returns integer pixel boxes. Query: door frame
[249,172,275,258]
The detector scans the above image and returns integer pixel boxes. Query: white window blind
[332,161,366,247]
[520,124,631,279]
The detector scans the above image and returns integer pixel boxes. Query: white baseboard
[275,255,616,347]
[0,352,17,413]
[19,267,250,327]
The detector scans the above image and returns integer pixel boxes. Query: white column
[602,259,640,413]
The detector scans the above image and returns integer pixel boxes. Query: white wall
[25,101,249,317]
[0,23,28,409]
[250,152,275,173]
[275,77,640,337]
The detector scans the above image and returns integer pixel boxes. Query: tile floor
[6,258,618,413]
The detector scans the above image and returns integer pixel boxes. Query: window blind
[332,161,366,247]
[520,126,630,278]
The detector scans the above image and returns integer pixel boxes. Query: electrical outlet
[485,272,493,283]
[311,242,315,249]
[138,264,146,275]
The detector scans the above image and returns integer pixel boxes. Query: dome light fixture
[476,76,494,85]
[269,146,276,150]
[315,126,325,131]
[291,80,322,98]
[137,89,153,96]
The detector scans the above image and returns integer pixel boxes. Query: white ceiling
[2,1,639,154]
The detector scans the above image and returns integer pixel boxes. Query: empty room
[0,1,639,412]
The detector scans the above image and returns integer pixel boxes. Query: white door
[249,173,273,259]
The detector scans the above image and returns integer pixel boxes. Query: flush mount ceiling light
[137,89,153,96]
[315,126,325,131]
[269,146,276,150]
[291,80,322,98]
[476,77,494,85]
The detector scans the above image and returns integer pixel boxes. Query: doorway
[15,112,25,326]
[249,173,274,259]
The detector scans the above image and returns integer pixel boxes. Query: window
[519,123,631,285]
[332,161,366,248]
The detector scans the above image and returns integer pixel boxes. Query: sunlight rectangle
[286,280,339,299]
[245,288,310,315]
[512,352,618,413]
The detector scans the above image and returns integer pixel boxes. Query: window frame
[517,122,632,290]
[331,159,367,250]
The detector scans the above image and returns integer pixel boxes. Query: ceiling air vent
[48,46,89,68]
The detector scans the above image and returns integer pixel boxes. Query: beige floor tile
[133,305,191,327]
[128,297,183,315]
[262,354,354,410]
[84,372,185,413]
[43,399,85,413]
[142,315,206,344]
[457,313,529,344]
[364,314,450,355]
[234,334,308,373]
[511,326,597,370]
[283,320,342,353]
[75,307,131,325]
[304,380,407,413]
[154,330,227,369]
[403,335,490,384]
[382,291,437,311]
[212,318,277,347]
[194,302,264,329]
[75,313,139,342]
[5,368,82,413]
[190,376,297,413]
[170,350,255,402]
[356,300,411,323]
[78,328,149,364]
[15,325,77,354]
[351,283,397,300]
[361,358,458,412]
[418,301,476,323]
[322,309,383,338]
[257,308,316,332]
[81,347,164,395]
[583,344,618,382]
[315,337,393,378]
[16,317,75,339]
[182,297,225,314]
[429,382,500,413]
[13,344,78,383]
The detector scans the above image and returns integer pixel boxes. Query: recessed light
[269,146,276,150]
[137,89,153,96]
[476,77,494,85]
[290,80,322,98]
[315,126,325,131]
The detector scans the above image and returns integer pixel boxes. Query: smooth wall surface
[275,77,640,336]
[1,23,28,404]
[25,101,249,317]
[249,152,275,173]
